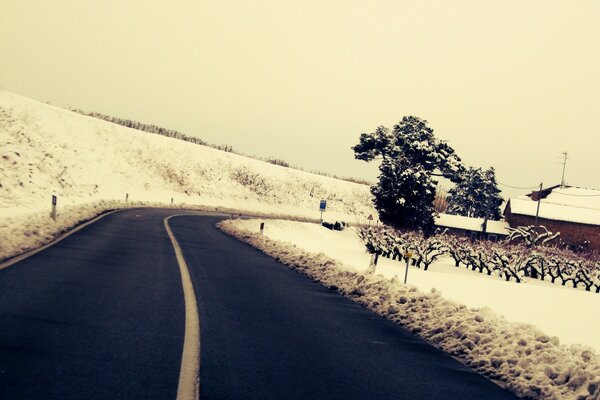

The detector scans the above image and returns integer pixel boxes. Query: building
[504,186,600,250]
[435,213,509,241]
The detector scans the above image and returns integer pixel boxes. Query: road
[0,209,518,399]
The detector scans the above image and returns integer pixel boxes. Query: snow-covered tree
[353,117,464,231]
[446,167,503,220]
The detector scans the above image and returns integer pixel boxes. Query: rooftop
[507,186,600,226]
[435,213,509,235]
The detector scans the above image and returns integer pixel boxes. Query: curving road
[0,209,518,399]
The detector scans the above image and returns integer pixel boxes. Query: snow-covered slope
[0,91,374,259]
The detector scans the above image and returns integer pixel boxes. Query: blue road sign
[320,200,327,211]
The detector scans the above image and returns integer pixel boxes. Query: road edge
[0,209,121,270]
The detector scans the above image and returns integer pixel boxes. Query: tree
[353,116,464,231]
[446,167,503,220]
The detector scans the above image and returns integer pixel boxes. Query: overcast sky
[1,1,599,199]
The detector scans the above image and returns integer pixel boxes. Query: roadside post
[126,193,129,203]
[403,251,413,284]
[51,195,57,221]
[171,197,174,205]
[260,222,265,234]
[369,251,379,273]
[367,214,373,227]
[319,199,327,221]
[533,182,543,246]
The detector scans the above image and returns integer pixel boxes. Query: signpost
[319,199,327,221]
[51,195,57,221]
[369,252,379,273]
[403,252,413,284]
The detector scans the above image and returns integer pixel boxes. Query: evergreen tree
[353,116,464,231]
[446,167,503,220]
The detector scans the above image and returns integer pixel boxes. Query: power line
[498,182,539,190]
[551,191,600,197]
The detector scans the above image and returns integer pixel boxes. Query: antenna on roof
[559,151,570,188]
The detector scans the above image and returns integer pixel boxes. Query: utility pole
[533,182,543,245]
[560,152,569,188]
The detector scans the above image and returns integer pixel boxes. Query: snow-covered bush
[507,225,561,247]
[445,235,471,267]
[356,226,600,294]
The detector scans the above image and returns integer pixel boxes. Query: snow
[509,187,600,226]
[4,90,600,398]
[436,213,509,235]
[0,91,375,261]
[220,218,600,400]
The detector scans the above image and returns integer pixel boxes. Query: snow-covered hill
[0,91,374,260]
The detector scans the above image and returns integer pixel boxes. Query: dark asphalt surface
[0,209,518,399]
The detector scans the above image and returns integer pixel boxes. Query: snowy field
[0,91,374,260]
[221,218,600,400]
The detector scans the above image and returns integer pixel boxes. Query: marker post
[403,252,413,284]
[51,195,57,221]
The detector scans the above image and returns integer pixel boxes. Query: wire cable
[550,191,600,197]
[498,182,539,190]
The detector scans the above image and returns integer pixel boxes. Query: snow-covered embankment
[0,91,374,261]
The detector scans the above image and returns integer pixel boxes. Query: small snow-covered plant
[573,265,595,291]
[567,254,600,291]
[489,245,533,283]
[506,225,560,247]
[444,235,471,267]
[356,226,381,254]
[591,267,600,293]
[525,248,551,281]
[468,243,495,275]
[356,226,448,271]
[410,236,447,271]
[585,254,600,293]
[546,254,567,285]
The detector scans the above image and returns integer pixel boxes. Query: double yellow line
[164,215,201,400]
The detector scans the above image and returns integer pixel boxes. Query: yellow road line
[164,215,201,400]
[0,209,121,270]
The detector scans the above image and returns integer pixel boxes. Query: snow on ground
[220,218,600,400]
[0,91,374,260]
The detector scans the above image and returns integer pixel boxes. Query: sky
[1,0,599,199]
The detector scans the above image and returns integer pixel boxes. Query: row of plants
[357,226,600,293]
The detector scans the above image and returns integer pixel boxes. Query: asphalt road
[0,209,518,399]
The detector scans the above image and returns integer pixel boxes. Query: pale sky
[1,1,599,199]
